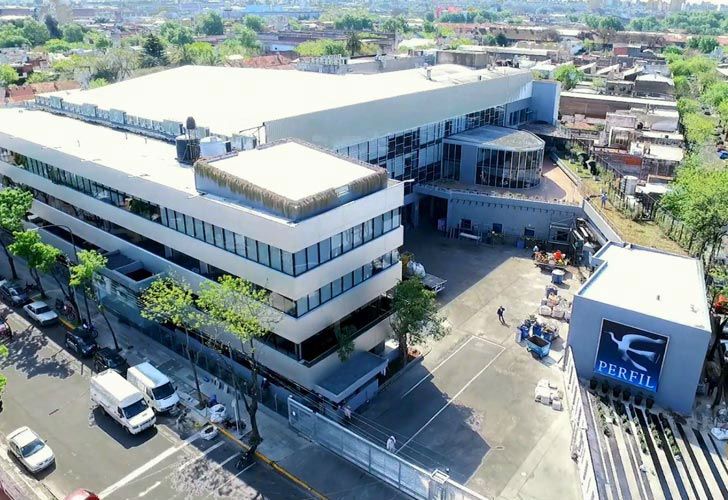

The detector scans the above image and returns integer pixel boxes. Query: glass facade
[442,143,462,181]
[336,107,504,195]
[475,147,543,189]
[0,148,400,277]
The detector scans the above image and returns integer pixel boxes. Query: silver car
[7,426,55,474]
[23,301,59,326]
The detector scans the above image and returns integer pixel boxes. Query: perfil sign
[593,319,668,393]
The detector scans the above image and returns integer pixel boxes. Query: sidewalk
[1,256,404,500]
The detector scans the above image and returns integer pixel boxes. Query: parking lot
[363,228,582,500]
[0,301,307,500]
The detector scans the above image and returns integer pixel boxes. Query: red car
[64,489,99,500]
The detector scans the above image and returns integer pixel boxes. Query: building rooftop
[446,125,544,151]
[579,243,710,331]
[561,91,677,109]
[636,73,674,85]
[47,64,529,140]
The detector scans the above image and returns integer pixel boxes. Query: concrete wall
[436,50,490,68]
[531,80,561,125]
[568,296,710,415]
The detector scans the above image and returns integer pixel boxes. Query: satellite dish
[186,116,197,130]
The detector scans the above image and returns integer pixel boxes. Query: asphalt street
[0,301,308,500]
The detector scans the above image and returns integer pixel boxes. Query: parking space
[363,228,581,500]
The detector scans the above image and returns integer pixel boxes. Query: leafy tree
[88,31,111,49]
[0,64,19,86]
[89,78,108,89]
[160,22,194,46]
[346,32,362,57]
[140,276,204,405]
[425,12,435,22]
[26,71,54,84]
[244,15,266,33]
[232,25,259,50]
[554,64,585,90]
[197,11,224,36]
[197,275,280,455]
[663,45,683,56]
[51,54,93,80]
[702,81,728,108]
[185,42,220,65]
[682,113,715,147]
[0,344,7,398]
[44,14,62,39]
[335,323,355,362]
[141,33,168,67]
[0,24,28,48]
[382,16,409,34]
[688,35,719,54]
[495,32,508,47]
[8,230,61,298]
[295,39,347,57]
[390,278,449,366]
[92,48,139,82]
[334,13,373,31]
[69,249,119,350]
[62,23,84,43]
[0,188,33,279]
[21,19,50,47]
[44,38,71,53]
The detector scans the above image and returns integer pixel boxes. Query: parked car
[64,328,98,357]
[0,280,30,306]
[23,301,59,326]
[93,348,129,377]
[6,426,54,474]
[64,489,100,500]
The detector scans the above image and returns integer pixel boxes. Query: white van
[90,370,156,434]
[127,362,180,413]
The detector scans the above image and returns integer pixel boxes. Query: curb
[213,424,328,500]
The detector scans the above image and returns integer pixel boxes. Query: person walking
[600,191,608,209]
[497,306,506,325]
[386,435,397,453]
[532,244,540,259]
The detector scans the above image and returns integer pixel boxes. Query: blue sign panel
[593,320,668,393]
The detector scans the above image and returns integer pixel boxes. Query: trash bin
[551,269,565,284]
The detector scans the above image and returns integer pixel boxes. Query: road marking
[217,463,255,493]
[400,337,475,399]
[98,432,200,499]
[176,440,225,471]
[398,347,505,452]
[137,481,161,498]
[217,453,239,469]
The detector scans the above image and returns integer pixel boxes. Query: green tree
[8,230,61,298]
[160,21,194,46]
[141,33,168,67]
[382,16,409,34]
[244,15,266,33]
[0,344,8,399]
[44,38,71,53]
[21,19,50,47]
[62,23,84,43]
[334,13,373,31]
[44,14,62,39]
[390,278,449,366]
[688,35,719,54]
[335,323,355,362]
[69,249,119,350]
[89,77,108,89]
[140,276,204,406]
[346,32,362,56]
[495,32,508,47]
[0,23,29,48]
[295,39,347,57]
[197,275,280,455]
[682,113,715,147]
[232,25,259,50]
[92,47,139,82]
[554,64,585,90]
[26,71,54,84]
[0,188,33,279]
[197,11,224,36]
[0,64,19,86]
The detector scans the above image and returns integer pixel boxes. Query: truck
[402,252,447,295]
[90,370,156,434]
[127,362,180,413]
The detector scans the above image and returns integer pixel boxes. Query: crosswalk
[583,388,728,500]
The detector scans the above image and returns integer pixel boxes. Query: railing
[288,397,488,500]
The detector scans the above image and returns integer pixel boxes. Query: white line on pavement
[398,347,506,452]
[98,432,200,499]
[216,463,255,493]
[137,481,161,498]
[216,453,239,470]
[400,337,475,399]
[176,440,225,472]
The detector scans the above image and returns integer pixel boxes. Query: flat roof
[446,125,544,151]
[561,91,677,108]
[643,143,684,162]
[48,64,528,138]
[579,243,710,331]
[201,141,376,202]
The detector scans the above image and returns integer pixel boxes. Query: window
[492,223,503,234]
[383,211,393,232]
[214,226,225,249]
[246,237,258,261]
[363,219,373,242]
[332,278,342,297]
[234,234,246,257]
[296,297,308,316]
[270,246,282,271]
[224,229,236,253]
[258,242,270,266]
[331,233,342,258]
[319,239,331,264]
[306,244,319,269]
[204,223,215,245]
[353,267,363,285]
[352,224,363,248]
[373,216,383,237]
[294,250,306,275]
[363,262,373,280]
[194,219,204,241]
[282,251,294,275]
[308,290,320,310]
[392,209,400,228]
[524,227,535,238]
[185,215,196,237]
[320,283,332,303]
[342,273,353,292]
[342,228,353,253]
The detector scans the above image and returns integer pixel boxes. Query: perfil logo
[593,320,668,393]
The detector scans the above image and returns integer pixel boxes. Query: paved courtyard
[363,228,582,500]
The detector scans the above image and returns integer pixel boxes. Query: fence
[287,397,487,500]
[563,347,600,500]
[0,458,37,500]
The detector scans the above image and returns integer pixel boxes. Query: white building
[0,64,559,405]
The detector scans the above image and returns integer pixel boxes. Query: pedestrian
[532,244,540,259]
[600,191,608,209]
[386,435,396,453]
[343,404,352,423]
[497,306,506,325]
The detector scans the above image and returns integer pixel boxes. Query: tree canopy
[0,64,18,86]
[8,230,61,297]
[160,21,194,46]
[197,11,224,36]
[243,15,266,33]
[295,39,347,57]
[554,64,584,90]
[62,23,85,43]
[687,35,719,54]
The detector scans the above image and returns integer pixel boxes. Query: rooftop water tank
[199,136,227,158]
[622,175,639,196]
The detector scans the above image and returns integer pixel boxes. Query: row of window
[0,147,401,277]
[475,147,543,189]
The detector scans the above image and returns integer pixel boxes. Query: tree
[197,11,224,36]
[140,276,204,406]
[0,344,7,400]
[346,32,362,57]
[334,13,373,31]
[44,38,71,53]
[26,71,54,84]
[89,78,108,89]
[62,23,84,43]
[244,15,266,33]
[21,19,50,47]
[0,188,33,279]
[141,33,168,67]
[69,250,119,350]
[390,278,449,366]
[554,64,585,90]
[688,35,719,54]
[44,14,62,39]
[231,25,259,50]
[495,32,508,47]
[92,48,139,82]
[197,275,280,454]
[160,22,194,47]
[8,230,61,298]
[295,39,347,57]
[335,323,355,362]
[382,16,409,34]
[0,64,19,86]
